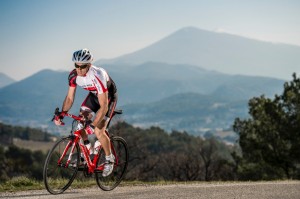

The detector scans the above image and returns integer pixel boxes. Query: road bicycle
[43,108,128,194]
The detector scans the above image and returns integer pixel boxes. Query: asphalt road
[1,181,299,199]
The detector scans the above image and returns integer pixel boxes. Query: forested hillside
[1,115,299,183]
[110,122,237,181]
[0,123,53,145]
[0,122,237,182]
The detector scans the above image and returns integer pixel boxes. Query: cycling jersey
[68,65,117,116]
[68,65,117,95]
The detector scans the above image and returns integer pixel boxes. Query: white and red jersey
[68,65,117,95]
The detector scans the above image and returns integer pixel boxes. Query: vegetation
[233,73,300,180]
[0,176,43,192]
[0,122,53,143]
[0,123,236,184]
[0,145,45,182]
[110,123,236,181]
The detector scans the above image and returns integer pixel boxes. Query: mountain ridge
[0,72,15,88]
[97,26,300,80]
[122,91,249,142]
[0,26,294,138]
[0,65,285,130]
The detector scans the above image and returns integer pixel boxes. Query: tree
[0,146,9,181]
[110,121,236,181]
[233,73,300,179]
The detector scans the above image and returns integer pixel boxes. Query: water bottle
[93,140,101,155]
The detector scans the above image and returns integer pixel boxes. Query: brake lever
[51,107,60,121]
[51,107,65,125]
[54,107,60,115]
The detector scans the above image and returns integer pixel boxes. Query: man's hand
[53,111,66,126]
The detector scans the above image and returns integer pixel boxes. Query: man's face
[75,63,91,76]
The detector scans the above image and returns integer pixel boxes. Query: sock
[105,154,114,161]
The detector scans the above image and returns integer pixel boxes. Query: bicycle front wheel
[95,136,128,191]
[43,136,80,194]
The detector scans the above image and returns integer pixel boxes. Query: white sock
[105,154,113,161]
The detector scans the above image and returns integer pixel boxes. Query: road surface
[1,181,299,199]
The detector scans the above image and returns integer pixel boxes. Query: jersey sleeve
[92,68,108,94]
[93,75,108,94]
[68,69,77,87]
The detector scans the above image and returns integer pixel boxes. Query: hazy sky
[1,0,299,80]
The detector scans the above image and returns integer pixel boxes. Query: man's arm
[62,86,76,112]
[92,92,108,127]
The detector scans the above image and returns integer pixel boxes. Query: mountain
[106,62,231,104]
[0,69,88,128]
[105,62,285,104]
[0,65,285,133]
[211,75,285,101]
[97,27,300,80]
[122,92,249,142]
[0,26,294,141]
[0,73,15,88]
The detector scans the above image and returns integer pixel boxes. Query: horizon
[1,0,300,81]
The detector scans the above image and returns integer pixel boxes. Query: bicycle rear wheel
[95,136,128,191]
[43,136,80,194]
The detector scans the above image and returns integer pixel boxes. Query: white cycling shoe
[102,154,115,177]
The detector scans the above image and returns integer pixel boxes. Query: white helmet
[72,48,93,63]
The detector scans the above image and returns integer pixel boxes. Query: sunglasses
[75,63,89,69]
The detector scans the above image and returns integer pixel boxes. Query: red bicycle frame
[56,111,119,174]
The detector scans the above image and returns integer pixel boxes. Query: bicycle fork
[57,133,87,169]
[57,136,76,168]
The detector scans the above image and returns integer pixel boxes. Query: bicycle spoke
[43,137,79,194]
[95,136,128,191]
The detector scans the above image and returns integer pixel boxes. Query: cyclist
[54,48,117,177]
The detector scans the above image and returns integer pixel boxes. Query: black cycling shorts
[80,92,117,120]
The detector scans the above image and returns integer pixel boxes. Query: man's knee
[80,109,94,120]
[96,120,107,130]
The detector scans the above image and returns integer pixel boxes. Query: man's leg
[94,119,111,156]
[96,93,117,156]
[94,119,115,177]
[80,110,93,142]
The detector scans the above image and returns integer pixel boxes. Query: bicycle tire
[95,136,128,191]
[43,136,80,194]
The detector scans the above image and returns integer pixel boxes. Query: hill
[122,92,249,142]
[104,62,285,104]
[0,63,285,136]
[0,69,88,129]
[98,27,300,80]
[0,122,55,147]
[0,73,15,88]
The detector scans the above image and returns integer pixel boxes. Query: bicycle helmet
[72,48,93,63]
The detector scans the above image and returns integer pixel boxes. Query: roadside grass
[0,176,98,193]
[0,176,44,192]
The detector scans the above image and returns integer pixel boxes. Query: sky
[0,0,300,81]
